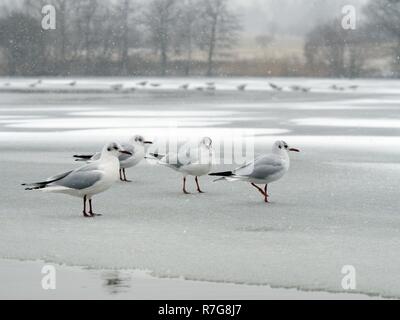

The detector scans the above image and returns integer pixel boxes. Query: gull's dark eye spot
[284,145,288,149]
[279,146,282,149]
[107,147,111,151]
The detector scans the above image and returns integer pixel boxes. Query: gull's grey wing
[23,162,104,191]
[160,152,186,169]
[54,169,103,190]
[74,152,100,161]
[234,155,283,179]
[178,145,194,165]
[161,153,181,169]
[23,170,73,189]
[118,143,135,162]
[45,171,74,183]
[90,152,101,161]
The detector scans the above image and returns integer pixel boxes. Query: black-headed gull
[111,84,123,91]
[23,142,132,217]
[151,137,213,194]
[74,135,153,182]
[269,82,283,91]
[210,140,299,203]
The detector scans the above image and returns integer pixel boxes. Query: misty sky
[234,0,368,36]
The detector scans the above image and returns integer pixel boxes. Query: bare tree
[144,0,179,76]
[175,0,203,76]
[304,19,368,78]
[0,12,45,75]
[49,0,69,73]
[200,0,241,76]
[118,0,131,74]
[365,0,400,76]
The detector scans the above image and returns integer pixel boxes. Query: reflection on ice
[102,271,131,295]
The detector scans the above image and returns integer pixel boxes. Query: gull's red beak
[144,141,153,144]
[289,148,300,152]
[120,150,133,155]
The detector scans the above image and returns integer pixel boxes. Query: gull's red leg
[119,169,124,181]
[89,199,102,217]
[83,195,91,218]
[183,177,190,194]
[123,169,132,182]
[264,184,270,203]
[251,183,266,197]
[195,176,204,193]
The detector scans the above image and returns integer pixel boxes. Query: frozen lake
[0,78,399,299]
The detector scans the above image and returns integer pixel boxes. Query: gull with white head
[210,140,300,203]
[151,137,213,194]
[74,135,153,182]
[23,142,132,217]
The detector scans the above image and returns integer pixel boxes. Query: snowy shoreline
[0,259,385,300]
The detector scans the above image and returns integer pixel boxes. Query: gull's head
[200,137,212,149]
[104,142,132,157]
[273,140,300,154]
[132,135,153,146]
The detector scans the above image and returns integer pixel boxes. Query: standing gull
[23,142,132,217]
[74,135,153,182]
[151,137,213,194]
[269,82,283,91]
[210,141,299,203]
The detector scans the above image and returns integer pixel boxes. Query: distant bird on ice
[69,81,77,87]
[74,135,153,182]
[151,137,213,194]
[137,81,148,86]
[180,84,189,90]
[210,140,300,203]
[29,80,42,88]
[331,84,345,91]
[150,83,161,87]
[23,142,132,217]
[269,82,283,91]
[111,84,123,91]
[237,84,247,91]
[290,85,311,93]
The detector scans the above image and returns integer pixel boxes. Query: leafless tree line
[1,0,400,77]
[304,0,400,78]
[0,0,241,76]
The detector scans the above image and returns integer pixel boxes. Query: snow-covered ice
[0,78,399,299]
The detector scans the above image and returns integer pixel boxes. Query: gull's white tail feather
[41,186,71,193]
[213,175,246,182]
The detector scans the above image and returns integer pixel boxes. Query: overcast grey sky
[234,0,368,36]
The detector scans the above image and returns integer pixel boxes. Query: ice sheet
[1,78,400,299]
